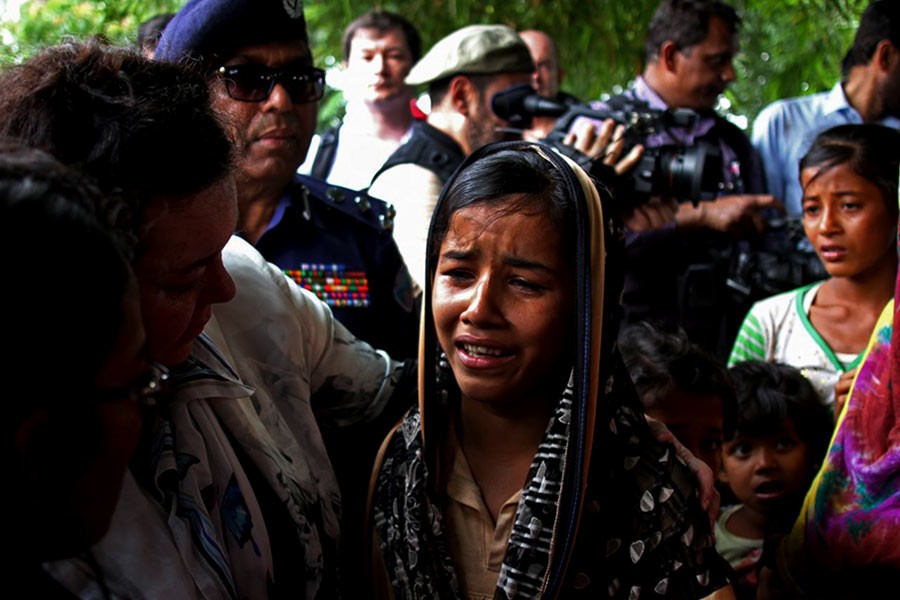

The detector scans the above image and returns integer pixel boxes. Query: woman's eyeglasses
[95,361,170,409]
[215,64,326,104]
[135,361,169,408]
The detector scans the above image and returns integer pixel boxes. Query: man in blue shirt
[752,0,900,217]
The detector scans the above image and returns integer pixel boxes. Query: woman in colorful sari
[368,140,735,599]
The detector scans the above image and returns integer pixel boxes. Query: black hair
[427,144,577,281]
[0,144,134,426]
[0,37,234,244]
[427,72,496,106]
[342,10,422,64]
[644,0,741,62]
[137,13,175,55]
[619,320,736,436]
[727,361,833,465]
[2,145,141,582]
[799,123,900,215]
[841,0,900,77]
[427,76,453,105]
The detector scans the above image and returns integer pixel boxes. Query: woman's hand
[646,415,720,528]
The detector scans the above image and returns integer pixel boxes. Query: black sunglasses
[215,63,326,104]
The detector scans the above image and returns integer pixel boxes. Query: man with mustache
[2,36,415,598]
[156,0,420,361]
[366,24,537,290]
[583,0,779,359]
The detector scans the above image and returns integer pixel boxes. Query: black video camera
[492,84,723,206]
[727,216,828,303]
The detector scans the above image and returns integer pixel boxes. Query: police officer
[156,0,420,361]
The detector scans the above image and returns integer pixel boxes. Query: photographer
[576,0,781,358]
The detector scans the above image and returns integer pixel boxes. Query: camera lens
[657,143,722,204]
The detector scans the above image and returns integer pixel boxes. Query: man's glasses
[215,64,326,104]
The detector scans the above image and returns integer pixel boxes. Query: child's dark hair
[727,360,833,465]
[799,123,900,216]
[619,321,737,436]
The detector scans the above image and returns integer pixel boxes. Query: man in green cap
[367,24,536,290]
[368,24,637,290]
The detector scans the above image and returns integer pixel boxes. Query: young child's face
[720,420,813,518]
[646,388,724,476]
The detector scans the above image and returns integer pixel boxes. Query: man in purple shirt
[580,0,780,358]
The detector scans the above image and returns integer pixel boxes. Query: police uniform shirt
[255,175,420,360]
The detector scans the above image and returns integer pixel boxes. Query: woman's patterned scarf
[371,356,730,599]
[370,141,731,600]
[372,367,575,600]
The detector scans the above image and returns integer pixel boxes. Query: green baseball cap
[406,24,534,86]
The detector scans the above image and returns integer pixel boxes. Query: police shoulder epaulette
[295,174,395,233]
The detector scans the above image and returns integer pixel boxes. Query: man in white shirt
[299,10,421,190]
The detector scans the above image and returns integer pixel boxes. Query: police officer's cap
[155,0,308,62]
[405,24,534,87]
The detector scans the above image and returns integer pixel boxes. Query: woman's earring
[436,350,452,404]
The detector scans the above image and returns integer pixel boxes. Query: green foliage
[0,0,183,63]
[730,0,867,123]
[305,0,871,126]
[0,0,874,127]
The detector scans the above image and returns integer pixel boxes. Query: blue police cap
[155,0,308,63]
